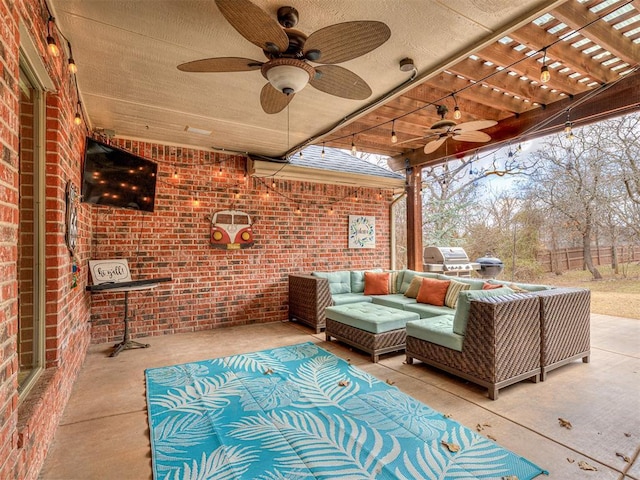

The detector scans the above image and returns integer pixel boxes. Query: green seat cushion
[325,303,420,334]
[453,287,515,335]
[350,269,383,293]
[332,293,372,306]
[404,303,455,319]
[406,315,463,352]
[398,270,440,294]
[313,271,351,294]
[371,294,417,309]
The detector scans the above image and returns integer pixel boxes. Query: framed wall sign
[65,181,79,255]
[348,215,375,249]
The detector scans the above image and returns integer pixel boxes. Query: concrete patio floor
[40,313,639,479]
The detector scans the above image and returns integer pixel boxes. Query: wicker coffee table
[325,303,420,362]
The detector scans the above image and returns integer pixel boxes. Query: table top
[86,277,172,292]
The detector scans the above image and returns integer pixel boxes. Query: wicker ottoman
[325,303,420,362]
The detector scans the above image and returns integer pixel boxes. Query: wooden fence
[536,245,640,272]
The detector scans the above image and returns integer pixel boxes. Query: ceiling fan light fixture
[264,60,314,95]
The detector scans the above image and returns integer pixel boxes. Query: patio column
[406,165,423,271]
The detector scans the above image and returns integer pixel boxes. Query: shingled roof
[290,146,404,180]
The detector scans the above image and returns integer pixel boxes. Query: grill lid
[423,246,470,264]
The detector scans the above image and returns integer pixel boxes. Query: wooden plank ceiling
[314,0,640,170]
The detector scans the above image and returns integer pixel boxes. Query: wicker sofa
[288,269,591,399]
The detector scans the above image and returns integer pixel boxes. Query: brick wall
[1,0,92,478]
[89,140,393,342]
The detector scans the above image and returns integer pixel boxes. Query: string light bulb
[299,151,303,159]
[46,17,59,57]
[321,143,325,159]
[67,41,77,73]
[564,121,574,139]
[68,57,77,74]
[173,170,178,179]
[73,102,82,126]
[452,94,462,120]
[391,120,398,144]
[540,48,550,83]
[351,135,356,156]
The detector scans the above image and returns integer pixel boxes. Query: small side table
[87,277,172,357]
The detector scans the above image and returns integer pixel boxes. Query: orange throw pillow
[364,271,390,295]
[482,283,503,290]
[416,278,451,306]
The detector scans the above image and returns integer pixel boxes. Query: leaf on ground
[476,424,484,432]
[386,379,395,385]
[624,432,631,437]
[558,417,573,429]
[487,434,497,442]
[338,379,350,387]
[578,461,597,471]
[567,458,575,463]
[443,413,453,418]
[263,368,274,375]
[441,440,460,452]
[616,452,631,463]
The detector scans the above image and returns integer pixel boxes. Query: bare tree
[520,133,605,279]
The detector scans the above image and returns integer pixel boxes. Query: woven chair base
[406,336,540,400]
[541,350,590,381]
[325,318,406,363]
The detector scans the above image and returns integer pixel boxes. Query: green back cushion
[437,275,486,290]
[487,279,552,292]
[350,269,383,293]
[312,271,351,294]
[453,287,514,335]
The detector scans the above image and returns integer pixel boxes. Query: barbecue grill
[423,246,480,277]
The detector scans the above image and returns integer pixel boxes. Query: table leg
[110,290,151,357]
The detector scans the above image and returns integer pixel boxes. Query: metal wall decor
[65,181,79,255]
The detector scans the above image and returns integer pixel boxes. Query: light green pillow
[312,271,351,295]
[453,287,514,335]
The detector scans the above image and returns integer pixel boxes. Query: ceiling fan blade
[260,83,294,114]
[177,57,263,72]
[452,131,492,143]
[304,21,391,64]
[424,137,447,154]
[310,65,372,100]
[454,119,497,132]
[215,0,289,53]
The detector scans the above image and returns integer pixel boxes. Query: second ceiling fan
[178,0,391,114]
[400,105,497,154]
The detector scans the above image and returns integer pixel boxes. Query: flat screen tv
[81,137,157,212]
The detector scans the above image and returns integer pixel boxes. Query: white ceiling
[50,0,562,158]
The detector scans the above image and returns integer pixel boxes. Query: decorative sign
[348,215,375,249]
[65,181,79,255]
[88,259,132,285]
[210,210,255,250]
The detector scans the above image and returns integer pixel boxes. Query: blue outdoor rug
[145,342,547,479]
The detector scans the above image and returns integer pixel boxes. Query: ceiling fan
[178,0,391,114]
[400,105,497,154]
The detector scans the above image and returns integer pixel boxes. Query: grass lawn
[538,262,640,320]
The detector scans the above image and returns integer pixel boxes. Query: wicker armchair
[536,287,591,381]
[406,294,541,400]
[288,274,332,333]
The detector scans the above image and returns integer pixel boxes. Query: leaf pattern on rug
[291,355,360,408]
[150,372,246,416]
[146,342,547,480]
[344,389,447,439]
[395,425,510,479]
[161,445,258,480]
[147,363,210,387]
[270,343,319,362]
[228,410,401,478]
[154,413,218,461]
[240,377,301,411]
